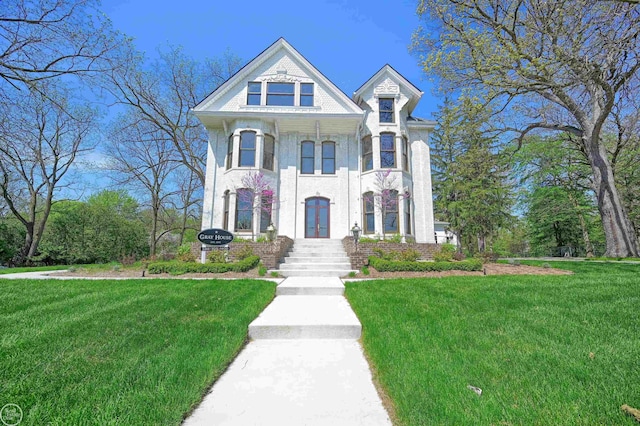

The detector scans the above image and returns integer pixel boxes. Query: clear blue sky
[103,0,440,119]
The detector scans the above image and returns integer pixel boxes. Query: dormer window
[247,82,261,105]
[300,83,314,106]
[379,98,394,123]
[267,82,294,106]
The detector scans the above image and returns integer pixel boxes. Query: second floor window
[239,131,256,167]
[379,98,394,123]
[247,82,261,105]
[362,136,373,172]
[226,134,234,170]
[263,134,275,171]
[402,136,409,171]
[380,133,396,168]
[322,141,335,174]
[301,141,315,174]
[267,82,294,106]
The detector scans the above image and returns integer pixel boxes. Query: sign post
[197,229,234,263]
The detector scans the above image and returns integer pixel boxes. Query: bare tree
[106,112,180,256]
[415,0,640,257]
[236,171,278,241]
[103,45,242,186]
[365,169,410,240]
[0,83,97,264]
[0,0,124,96]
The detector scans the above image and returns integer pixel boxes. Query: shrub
[176,244,196,263]
[258,264,267,276]
[207,249,227,264]
[270,271,280,278]
[398,248,421,262]
[255,235,268,243]
[148,255,260,275]
[475,251,500,264]
[234,244,255,261]
[385,234,403,243]
[452,251,466,261]
[368,256,482,272]
[348,271,356,278]
[362,266,370,275]
[433,243,456,262]
[359,237,380,244]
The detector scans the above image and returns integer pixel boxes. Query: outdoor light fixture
[266,223,277,243]
[351,222,362,251]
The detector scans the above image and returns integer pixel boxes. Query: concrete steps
[278,238,356,277]
[248,295,361,339]
[276,276,344,295]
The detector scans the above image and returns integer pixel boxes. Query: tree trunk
[586,137,639,257]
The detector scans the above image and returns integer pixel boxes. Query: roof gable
[353,64,423,114]
[193,38,363,116]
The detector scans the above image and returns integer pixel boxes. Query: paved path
[183,276,392,426]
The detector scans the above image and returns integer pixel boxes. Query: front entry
[305,197,330,238]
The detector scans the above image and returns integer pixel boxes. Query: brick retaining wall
[342,237,440,270]
[192,236,294,269]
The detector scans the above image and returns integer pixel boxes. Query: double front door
[305,197,330,238]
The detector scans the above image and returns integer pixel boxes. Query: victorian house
[193,38,436,244]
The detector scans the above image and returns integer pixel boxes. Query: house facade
[193,38,436,246]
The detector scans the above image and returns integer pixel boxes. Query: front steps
[248,276,362,339]
[277,239,355,277]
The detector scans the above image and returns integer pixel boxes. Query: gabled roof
[193,38,363,115]
[352,64,424,114]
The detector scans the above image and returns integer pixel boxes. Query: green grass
[0,278,275,425]
[345,262,640,425]
[0,265,72,274]
[0,262,140,275]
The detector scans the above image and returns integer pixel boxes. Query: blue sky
[103,0,440,119]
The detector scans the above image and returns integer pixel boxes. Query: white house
[193,38,436,245]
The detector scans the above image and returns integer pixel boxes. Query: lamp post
[351,222,362,251]
[266,223,277,253]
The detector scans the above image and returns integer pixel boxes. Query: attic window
[379,98,394,123]
[247,82,261,105]
[267,82,294,106]
[300,83,314,106]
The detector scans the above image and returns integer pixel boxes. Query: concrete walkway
[183,276,392,426]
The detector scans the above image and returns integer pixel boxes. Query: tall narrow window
[239,131,256,167]
[402,136,409,171]
[322,141,335,174]
[362,135,373,172]
[384,190,399,233]
[226,134,234,170]
[267,82,294,106]
[247,82,261,105]
[363,192,375,234]
[380,133,396,168]
[263,134,275,171]
[301,141,314,174]
[222,190,230,230]
[235,188,253,231]
[379,98,394,123]
[300,83,314,106]
[404,197,411,235]
[260,191,273,233]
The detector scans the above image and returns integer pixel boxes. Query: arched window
[363,192,375,234]
[226,134,234,170]
[235,188,253,231]
[239,131,256,167]
[383,189,399,233]
[301,141,314,174]
[223,190,230,230]
[362,135,373,172]
[263,134,275,171]
[380,133,396,168]
[322,141,335,174]
[260,190,273,233]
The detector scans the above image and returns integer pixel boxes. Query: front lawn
[0,278,275,425]
[345,261,640,425]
